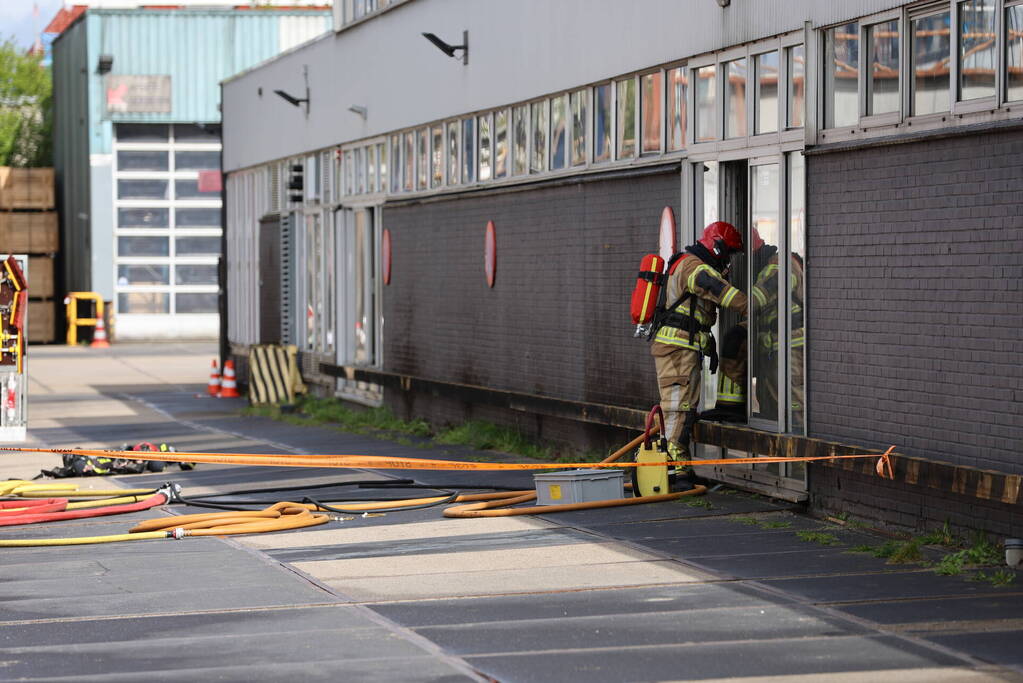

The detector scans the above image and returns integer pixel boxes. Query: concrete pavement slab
[313,560,713,602]
[928,632,1023,668]
[413,603,866,655]
[463,635,972,683]
[368,582,775,627]
[764,569,1022,603]
[835,594,1023,626]
[583,512,826,540]
[681,547,912,579]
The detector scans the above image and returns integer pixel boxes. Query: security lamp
[97,54,113,74]
[422,31,469,65]
[273,66,311,116]
[274,90,307,107]
[348,105,368,120]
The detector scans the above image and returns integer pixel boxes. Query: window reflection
[787,45,805,127]
[695,65,716,141]
[641,71,662,153]
[1009,6,1023,101]
[593,84,612,161]
[431,125,443,187]
[377,143,386,193]
[788,152,806,439]
[478,114,492,181]
[826,22,860,127]
[666,67,687,151]
[513,105,528,174]
[355,147,365,194]
[959,0,996,100]
[390,135,400,193]
[868,20,900,115]
[416,129,428,190]
[494,109,509,178]
[530,101,548,173]
[550,95,567,170]
[570,90,587,165]
[403,132,414,191]
[367,145,377,193]
[616,77,636,157]
[447,122,460,185]
[755,52,779,134]
[725,59,747,138]
[750,163,780,423]
[462,118,476,183]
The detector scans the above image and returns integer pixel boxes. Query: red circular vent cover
[484,220,496,287]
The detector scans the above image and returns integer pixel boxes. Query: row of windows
[117,263,218,286]
[116,207,221,229]
[116,150,221,173]
[115,123,221,144]
[117,181,221,201]
[824,0,1023,129]
[117,235,221,257]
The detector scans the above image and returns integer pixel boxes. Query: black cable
[303,491,460,515]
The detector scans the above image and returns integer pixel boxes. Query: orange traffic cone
[207,359,221,396]
[91,317,111,348]
[218,359,240,398]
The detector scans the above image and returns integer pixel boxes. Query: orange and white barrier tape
[0,445,897,480]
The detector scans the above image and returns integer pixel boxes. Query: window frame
[860,10,904,128]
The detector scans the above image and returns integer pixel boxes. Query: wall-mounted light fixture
[422,31,468,65]
[273,65,311,116]
[97,54,114,74]
[717,0,730,6]
[347,105,367,120]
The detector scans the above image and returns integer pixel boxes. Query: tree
[0,38,52,167]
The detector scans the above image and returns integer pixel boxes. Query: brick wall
[381,166,681,442]
[807,129,1023,476]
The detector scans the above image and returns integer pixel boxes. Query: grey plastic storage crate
[534,468,625,506]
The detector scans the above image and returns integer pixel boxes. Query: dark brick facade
[380,166,681,449]
[806,129,1023,476]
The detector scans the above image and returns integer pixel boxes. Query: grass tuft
[796,530,841,546]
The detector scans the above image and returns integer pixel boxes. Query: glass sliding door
[749,162,781,427]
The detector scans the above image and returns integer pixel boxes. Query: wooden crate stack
[0,168,58,343]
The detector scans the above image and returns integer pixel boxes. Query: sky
[2,0,66,49]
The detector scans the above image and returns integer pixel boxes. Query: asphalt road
[0,345,1020,682]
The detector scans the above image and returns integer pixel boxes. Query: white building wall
[223,0,906,172]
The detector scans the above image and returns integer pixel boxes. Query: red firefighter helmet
[749,225,765,252]
[697,221,743,259]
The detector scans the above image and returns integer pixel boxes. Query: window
[478,114,492,181]
[494,109,509,178]
[825,22,860,127]
[176,293,218,314]
[390,135,401,192]
[530,100,549,172]
[175,151,220,171]
[1008,4,1023,101]
[117,151,167,172]
[115,124,168,142]
[725,58,748,138]
[118,292,169,314]
[551,95,568,169]
[570,89,587,165]
[118,236,169,257]
[117,264,168,286]
[695,65,716,141]
[119,208,169,228]
[431,125,443,188]
[377,142,387,194]
[174,124,220,142]
[175,264,218,285]
[787,45,805,127]
[958,0,996,100]
[403,132,414,191]
[616,77,636,158]
[641,71,663,153]
[513,105,528,174]
[416,129,428,190]
[867,20,900,115]
[755,52,779,134]
[176,208,220,227]
[367,145,377,193]
[593,84,612,161]
[447,122,460,185]
[176,236,219,255]
[462,118,476,183]
[175,179,216,199]
[666,67,687,151]
[345,150,354,196]
[788,152,806,435]
[118,179,168,200]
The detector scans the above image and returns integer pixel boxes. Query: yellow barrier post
[64,292,104,345]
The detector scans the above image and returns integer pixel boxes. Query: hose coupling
[169,528,187,540]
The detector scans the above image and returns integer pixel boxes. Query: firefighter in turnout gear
[651,221,748,457]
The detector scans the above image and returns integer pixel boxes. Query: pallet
[0,168,54,210]
[0,212,59,253]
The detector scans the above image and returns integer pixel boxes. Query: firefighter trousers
[651,341,702,447]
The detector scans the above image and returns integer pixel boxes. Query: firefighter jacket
[750,254,805,352]
[653,247,748,352]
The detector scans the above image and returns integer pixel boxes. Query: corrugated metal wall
[51,18,92,292]
[85,9,331,154]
